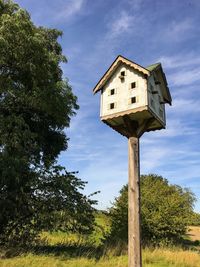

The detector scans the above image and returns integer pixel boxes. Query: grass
[0,248,200,267]
[187,226,200,242]
[0,213,200,267]
[40,211,110,247]
[143,248,200,267]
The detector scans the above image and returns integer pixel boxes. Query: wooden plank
[123,116,138,137]
[128,136,142,267]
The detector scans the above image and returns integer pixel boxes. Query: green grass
[40,211,110,247]
[0,212,200,267]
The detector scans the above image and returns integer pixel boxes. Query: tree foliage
[108,174,196,246]
[0,0,96,245]
[187,212,200,226]
[1,167,97,246]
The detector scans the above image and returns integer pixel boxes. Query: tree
[187,212,200,226]
[0,0,96,245]
[108,174,196,246]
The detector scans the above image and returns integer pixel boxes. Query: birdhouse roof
[93,55,150,94]
[146,62,161,71]
[93,55,172,105]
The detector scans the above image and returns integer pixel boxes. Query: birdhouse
[93,55,172,138]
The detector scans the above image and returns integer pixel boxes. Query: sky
[15,0,200,211]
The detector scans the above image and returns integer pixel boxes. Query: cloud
[170,19,192,34]
[55,0,86,21]
[142,119,197,143]
[141,138,200,182]
[164,19,193,42]
[127,0,143,10]
[157,54,200,87]
[157,54,200,70]
[107,11,135,39]
[141,147,171,171]
[169,98,200,114]
[22,0,87,25]
[169,67,200,86]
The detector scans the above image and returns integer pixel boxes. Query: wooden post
[128,136,142,267]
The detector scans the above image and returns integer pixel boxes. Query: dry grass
[0,248,200,267]
[143,248,200,267]
[187,226,200,242]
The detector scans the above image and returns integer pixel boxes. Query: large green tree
[108,174,195,246]
[0,0,96,245]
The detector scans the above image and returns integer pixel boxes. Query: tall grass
[0,248,200,267]
[143,248,200,267]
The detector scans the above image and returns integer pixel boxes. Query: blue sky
[15,0,200,211]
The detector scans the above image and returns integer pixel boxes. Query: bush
[107,174,196,246]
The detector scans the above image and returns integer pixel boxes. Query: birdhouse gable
[100,62,148,119]
[93,55,150,94]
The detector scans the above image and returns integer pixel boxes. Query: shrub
[107,174,196,246]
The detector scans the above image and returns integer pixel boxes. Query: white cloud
[169,67,200,86]
[108,11,134,39]
[141,147,171,171]
[55,0,86,21]
[165,19,193,42]
[157,54,200,70]
[141,139,200,181]
[142,119,197,141]
[169,98,200,114]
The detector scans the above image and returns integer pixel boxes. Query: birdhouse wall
[147,75,166,125]
[100,64,148,118]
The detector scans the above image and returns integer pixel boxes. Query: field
[1,246,200,267]
[187,226,200,242]
[0,214,200,267]
[0,249,200,267]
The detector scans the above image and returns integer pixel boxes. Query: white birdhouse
[93,55,172,138]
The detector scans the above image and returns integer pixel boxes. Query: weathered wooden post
[93,55,171,267]
[128,135,141,267]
